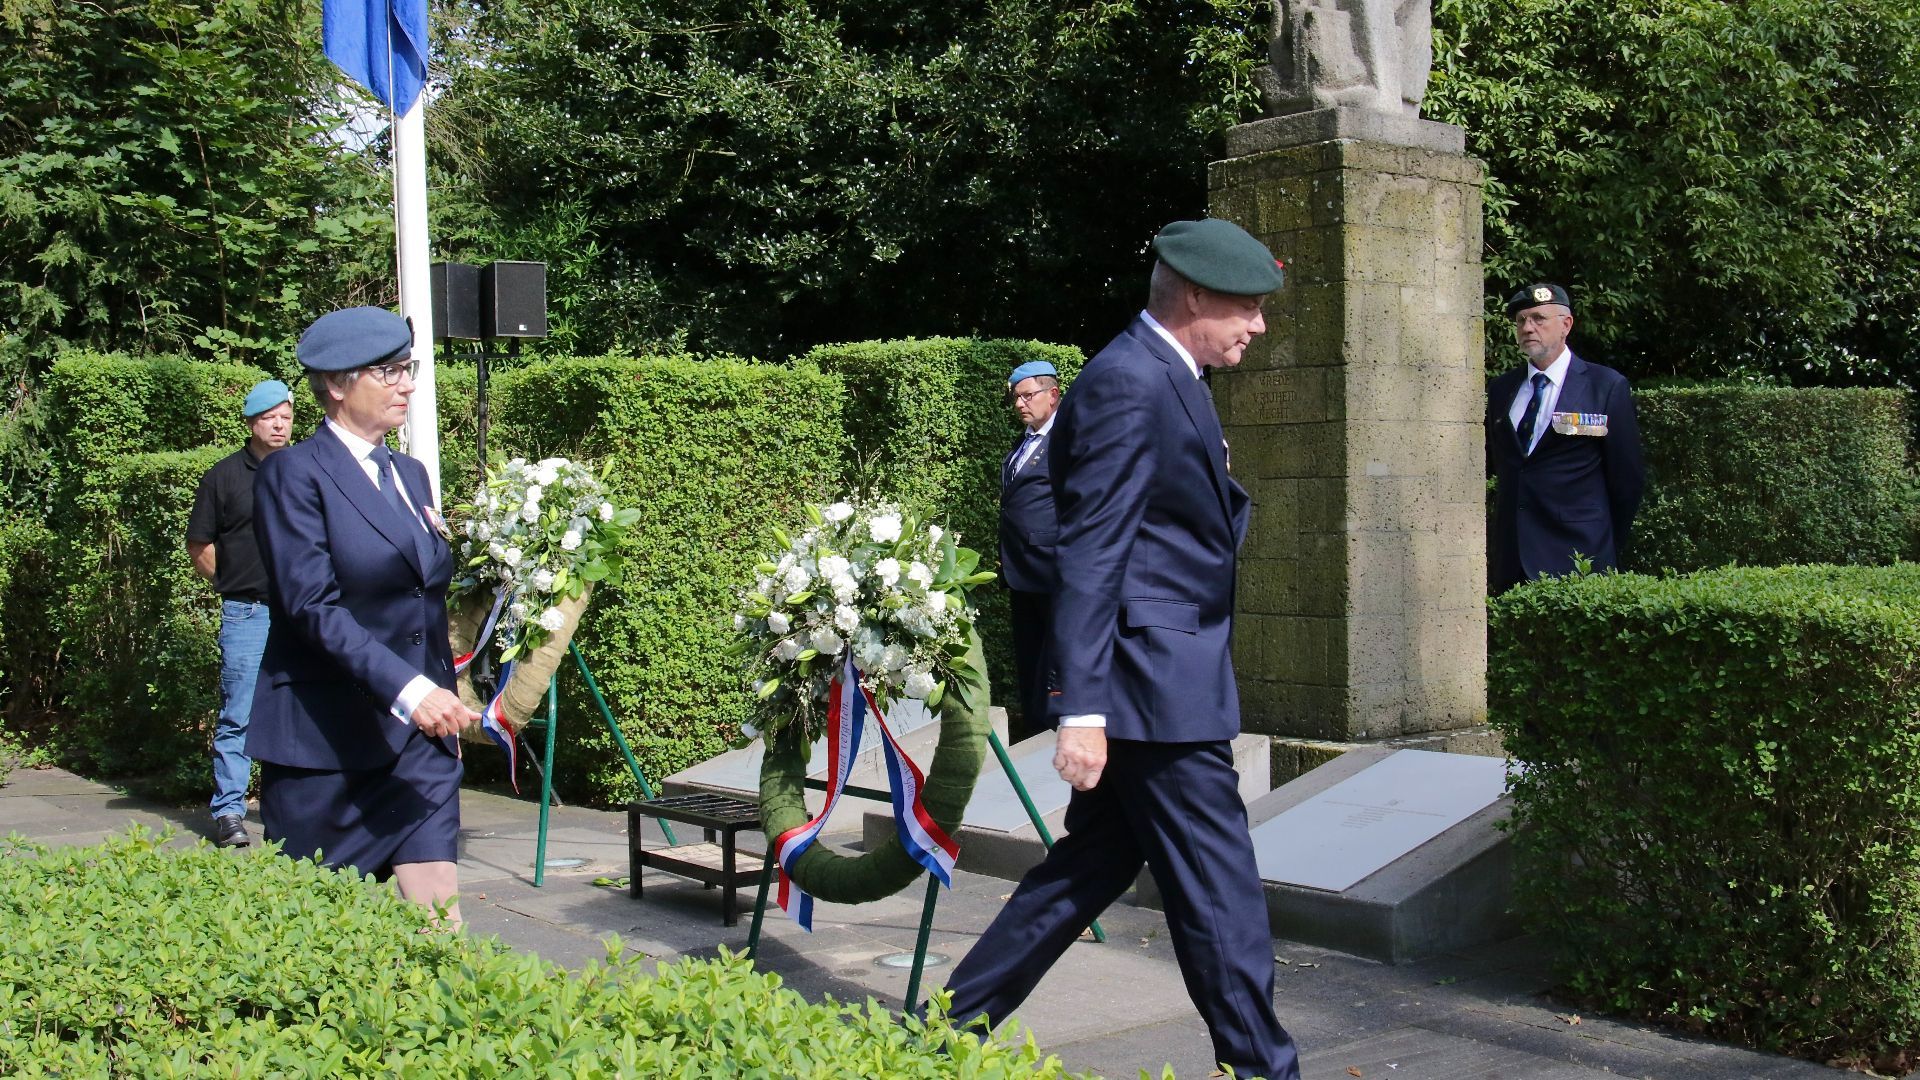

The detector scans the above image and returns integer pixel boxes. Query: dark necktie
[1516,371,1550,454]
[373,446,433,567]
[1012,431,1039,476]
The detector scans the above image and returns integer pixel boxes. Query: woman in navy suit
[248,307,480,920]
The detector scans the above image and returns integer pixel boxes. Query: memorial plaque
[1251,749,1507,892]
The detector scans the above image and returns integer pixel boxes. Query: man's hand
[1053,726,1107,791]
[413,688,481,739]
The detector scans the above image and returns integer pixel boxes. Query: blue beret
[297,306,412,372]
[1506,283,1572,315]
[1008,360,1058,386]
[241,379,291,418]
[1151,219,1285,296]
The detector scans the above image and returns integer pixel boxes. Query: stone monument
[1211,0,1494,779]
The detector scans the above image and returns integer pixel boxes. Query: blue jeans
[211,599,270,820]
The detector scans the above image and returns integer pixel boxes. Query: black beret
[1505,283,1572,316]
[297,306,413,372]
[1152,219,1286,297]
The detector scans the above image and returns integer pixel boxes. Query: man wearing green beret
[186,379,295,848]
[938,218,1301,1080]
[1486,283,1645,592]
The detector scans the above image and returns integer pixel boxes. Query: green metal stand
[526,644,679,886]
[987,730,1105,944]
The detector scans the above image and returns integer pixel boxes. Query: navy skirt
[259,728,462,880]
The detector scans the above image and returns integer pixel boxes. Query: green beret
[297,306,413,372]
[1151,219,1285,296]
[1505,283,1572,316]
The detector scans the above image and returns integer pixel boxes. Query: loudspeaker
[430,262,482,340]
[481,260,548,338]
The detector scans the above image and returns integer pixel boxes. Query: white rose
[560,531,582,552]
[774,638,802,661]
[817,555,851,581]
[767,611,791,635]
[856,639,887,671]
[869,514,902,544]
[880,643,909,673]
[488,541,506,561]
[501,545,523,568]
[927,524,943,546]
[509,601,528,620]
[538,607,567,632]
[831,574,859,604]
[810,626,844,656]
[924,591,947,616]
[468,520,490,541]
[530,569,555,593]
[599,502,614,522]
[520,502,541,524]
[782,565,811,594]
[833,604,860,633]
[823,502,854,523]
[903,669,937,700]
[524,484,543,505]
[873,558,902,587]
[534,461,561,486]
[907,561,933,588]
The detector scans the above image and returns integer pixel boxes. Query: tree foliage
[1426,0,1920,385]
[0,0,394,386]
[431,0,1267,359]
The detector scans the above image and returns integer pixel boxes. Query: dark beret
[1152,219,1286,297]
[297,306,413,372]
[1505,283,1572,316]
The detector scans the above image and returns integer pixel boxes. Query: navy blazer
[1486,352,1646,592]
[1046,318,1251,742]
[247,426,457,771]
[998,429,1058,593]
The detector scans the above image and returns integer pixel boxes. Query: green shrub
[1490,565,1920,1068]
[50,448,226,798]
[481,355,846,802]
[1628,385,1915,572]
[804,339,1083,713]
[0,829,1076,1076]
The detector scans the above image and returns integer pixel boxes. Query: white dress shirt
[323,419,438,724]
[1507,348,1571,455]
[1011,411,1056,475]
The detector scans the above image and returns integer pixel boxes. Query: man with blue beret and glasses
[187,378,295,848]
[999,358,1063,745]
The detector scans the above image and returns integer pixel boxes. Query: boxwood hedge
[1490,565,1920,1070]
[0,830,1076,1077]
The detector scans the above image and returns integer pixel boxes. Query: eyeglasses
[362,359,418,386]
[1012,387,1055,405]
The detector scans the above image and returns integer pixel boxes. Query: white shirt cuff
[391,675,438,724]
[1058,714,1106,728]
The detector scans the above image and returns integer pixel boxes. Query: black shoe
[213,814,250,848]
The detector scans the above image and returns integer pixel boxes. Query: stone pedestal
[1210,124,1488,762]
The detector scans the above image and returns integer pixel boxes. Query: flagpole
[392,86,441,504]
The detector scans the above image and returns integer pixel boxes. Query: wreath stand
[521,642,681,886]
[738,728,1107,1010]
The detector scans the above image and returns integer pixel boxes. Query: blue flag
[323,0,428,116]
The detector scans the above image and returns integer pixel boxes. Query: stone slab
[1227,108,1467,157]
[1254,748,1506,892]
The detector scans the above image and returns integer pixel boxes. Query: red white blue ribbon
[452,589,509,674]
[451,588,523,791]
[771,656,961,930]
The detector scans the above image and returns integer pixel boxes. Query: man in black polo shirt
[186,379,294,847]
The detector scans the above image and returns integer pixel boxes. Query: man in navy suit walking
[1486,283,1645,593]
[939,219,1300,1080]
[249,306,480,920]
[998,359,1063,745]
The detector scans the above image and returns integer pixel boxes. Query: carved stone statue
[1256,0,1432,118]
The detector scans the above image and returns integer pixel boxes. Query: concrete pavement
[0,764,1845,1079]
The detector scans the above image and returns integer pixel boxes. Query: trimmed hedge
[1490,566,1920,1069]
[0,830,1077,1076]
[1627,385,1915,572]
[481,355,846,801]
[805,338,1083,714]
